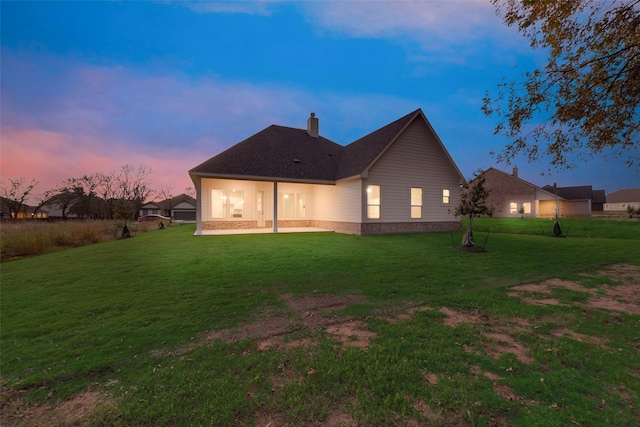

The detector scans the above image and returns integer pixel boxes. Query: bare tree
[46,186,77,219]
[32,188,57,218]
[0,178,39,218]
[156,184,174,216]
[184,186,196,198]
[66,175,101,219]
[95,171,116,219]
[116,165,154,215]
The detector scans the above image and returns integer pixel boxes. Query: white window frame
[411,187,422,219]
[211,188,244,219]
[510,202,518,214]
[442,188,450,205]
[367,185,381,219]
[277,192,306,219]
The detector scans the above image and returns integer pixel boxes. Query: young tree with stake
[454,171,494,248]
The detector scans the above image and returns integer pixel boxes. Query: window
[442,189,450,204]
[229,189,244,218]
[522,202,531,214]
[411,188,422,219]
[211,189,244,218]
[367,185,380,219]
[510,202,518,214]
[278,193,306,218]
[211,189,227,218]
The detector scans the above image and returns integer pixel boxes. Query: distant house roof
[542,185,594,200]
[607,188,640,203]
[593,190,606,204]
[481,167,562,199]
[190,109,462,183]
[158,194,196,209]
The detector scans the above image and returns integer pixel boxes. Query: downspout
[273,181,278,233]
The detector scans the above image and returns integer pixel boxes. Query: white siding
[314,179,361,222]
[366,119,461,222]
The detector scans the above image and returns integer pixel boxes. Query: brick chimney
[307,112,319,137]
[512,166,519,178]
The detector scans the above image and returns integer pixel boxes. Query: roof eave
[189,171,336,185]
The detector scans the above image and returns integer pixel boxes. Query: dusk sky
[2,0,638,202]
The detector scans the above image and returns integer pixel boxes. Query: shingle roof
[482,167,561,198]
[606,188,640,203]
[189,109,461,184]
[190,125,343,182]
[158,194,196,209]
[592,190,606,204]
[542,185,593,200]
[190,109,430,183]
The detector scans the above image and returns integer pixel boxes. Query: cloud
[0,126,203,199]
[1,48,422,197]
[177,1,526,54]
[301,1,509,47]
[180,0,278,16]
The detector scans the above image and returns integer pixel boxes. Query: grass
[470,216,639,239]
[0,220,168,262]
[1,218,639,426]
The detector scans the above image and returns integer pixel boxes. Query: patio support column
[195,177,202,235]
[273,181,278,233]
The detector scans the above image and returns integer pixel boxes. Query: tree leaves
[484,0,640,169]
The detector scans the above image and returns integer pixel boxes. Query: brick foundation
[201,219,461,235]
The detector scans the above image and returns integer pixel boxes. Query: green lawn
[1,219,639,426]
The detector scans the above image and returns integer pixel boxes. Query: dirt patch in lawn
[0,387,112,427]
[152,293,370,357]
[552,327,608,346]
[508,264,640,315]
[440,307,483,326]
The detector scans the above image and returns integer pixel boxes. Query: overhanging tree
[483,0,640,169]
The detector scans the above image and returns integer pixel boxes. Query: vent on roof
[512,166,518,178]
[307,112,319,138]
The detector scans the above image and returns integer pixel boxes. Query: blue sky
[1,0,637,200]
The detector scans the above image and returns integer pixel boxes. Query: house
[139,194,197,221]
[541,184,606,213]
[139,201,161,217]
[604,188,640,212]
[189,109,465,235]
[479,167,592,218]
[162,194,196,222]
[0,196,48,219]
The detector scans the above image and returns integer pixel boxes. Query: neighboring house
[479,167,592,218]
[0,196,47,219]
[162,194,197,222]
[189,109,465,235]
[139,194,197,221]
[604,188,640,212]
[139,202,161,217]
[541,184,606,213]
[40,204,70,219]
